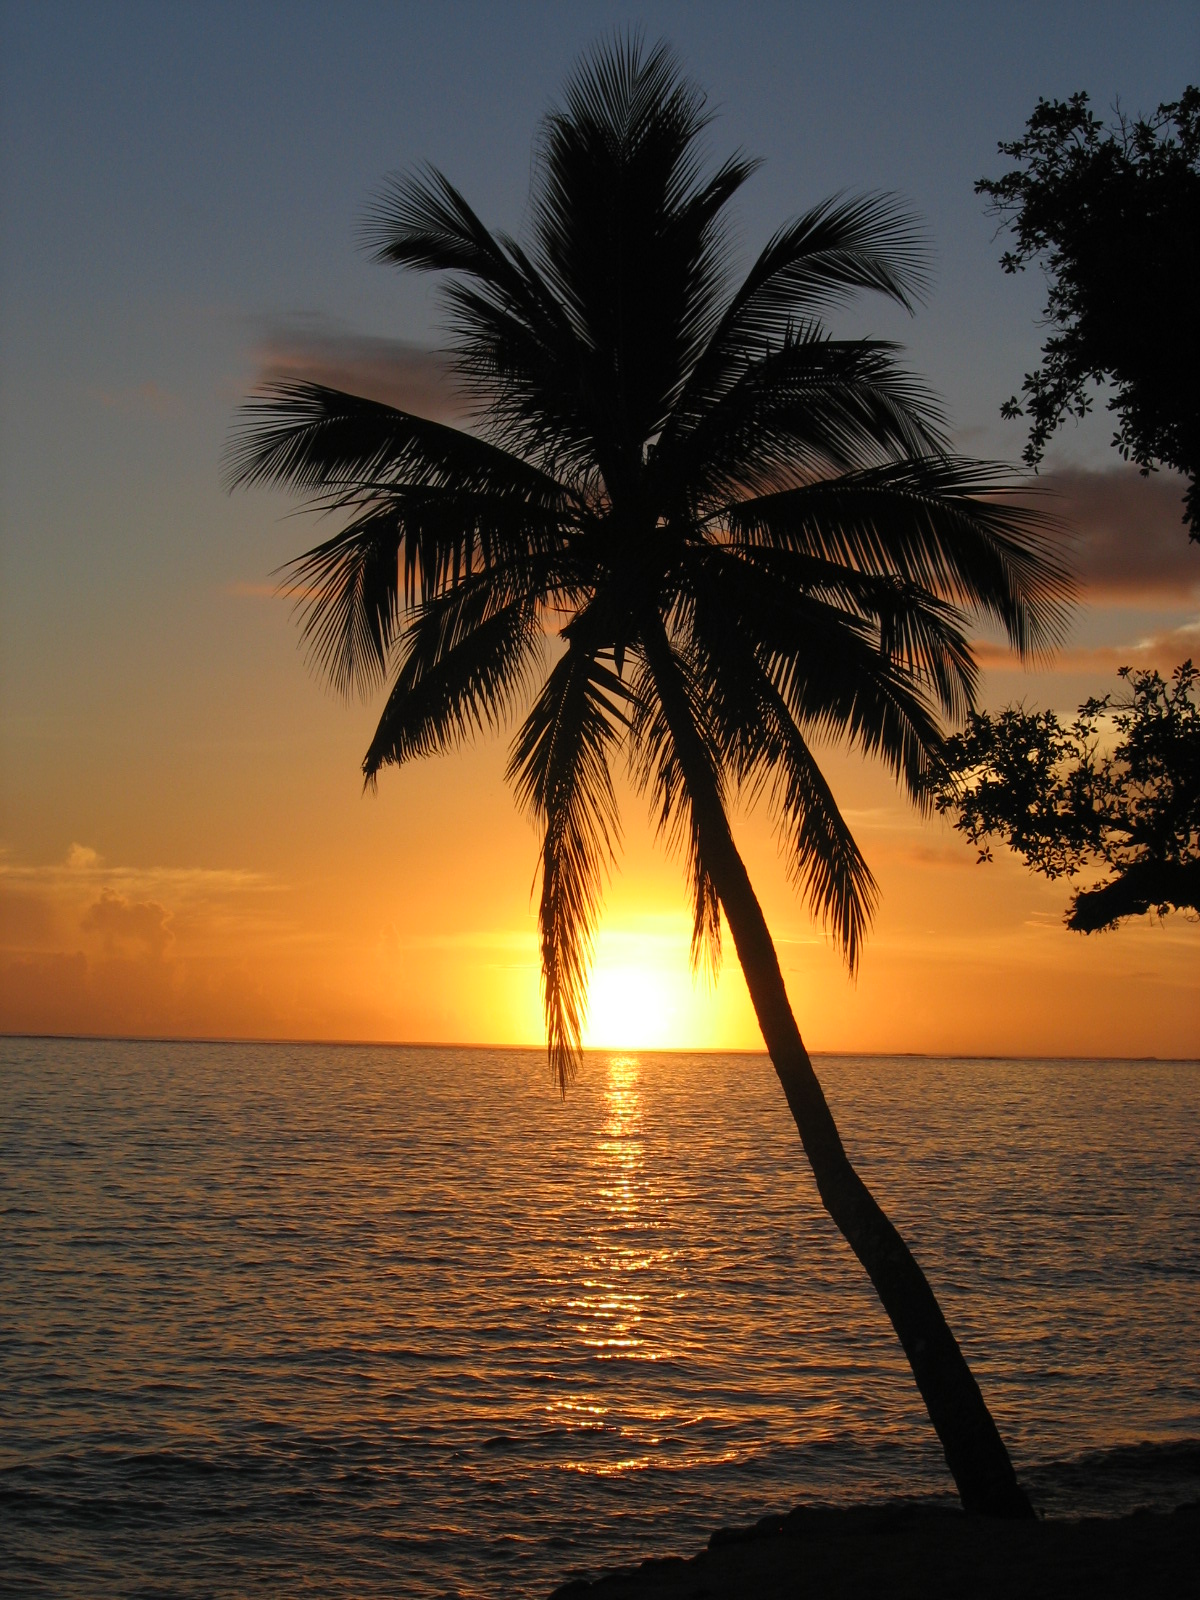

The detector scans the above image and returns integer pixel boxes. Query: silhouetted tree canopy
[229,41,1069,1085]
[930,661,1200,932]
[230,39,1067,1515]
[978,88,1200,535]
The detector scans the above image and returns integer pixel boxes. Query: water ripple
[2,1040,1198,1596]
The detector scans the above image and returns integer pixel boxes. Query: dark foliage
[929,662,1200,932]
[229,39,1070,1085]
[977,88,1200,534]
[225,35,1074,1521]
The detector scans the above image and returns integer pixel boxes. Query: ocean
[2,1038,1198,1597]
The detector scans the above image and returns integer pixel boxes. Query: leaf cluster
[229,39,1072,1084]
[929,662,1200,930]
[977,88,1200,533]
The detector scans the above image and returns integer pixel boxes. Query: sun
[583,961,678,1051]
[574,918,761,1054]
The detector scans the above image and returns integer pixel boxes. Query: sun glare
[584,963,678,1051]
[577,921,758,1053]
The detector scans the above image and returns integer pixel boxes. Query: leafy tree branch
[978,88,1200,534]
[929,661,1200,931]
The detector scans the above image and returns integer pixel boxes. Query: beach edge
[549,1496,1200,1598]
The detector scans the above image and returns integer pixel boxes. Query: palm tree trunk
[641,617,1033,1518]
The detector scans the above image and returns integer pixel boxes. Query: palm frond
[361,166,603,479]
[440,275,608,482]
[363,578,544,780]
[868,581,979,726]
[702,543,980,725]
[360,163,583,369]
[659,332,947,508]
[283,492,571,697]
[684,548,947,795]
[361,162,518,278]
[773,627,947,801]
[766,723,878,972]
[664,191,930,440]
[626,647,726,981]
[728,458,1074,661]
[507,641,629,1089]
[679,567,878,969]
[282,503,404,695]
[226,381,567,499]
[529,38,760,467]
[229,383,575,694]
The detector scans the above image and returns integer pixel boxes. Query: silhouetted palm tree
[229,41,1068,1516]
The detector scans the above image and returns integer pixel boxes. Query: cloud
[0,844,279,987]
[902,843,978,870]
[1,843,268,899]
[0,846,298,1038]
[81,888,172,958]
[225,578,326,603]
[975,616,1200,676]
[249,314,466,422]
[226,581,282,600]
[1035,466,1199,604]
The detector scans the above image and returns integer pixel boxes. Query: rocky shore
[550,1497,1199,1599]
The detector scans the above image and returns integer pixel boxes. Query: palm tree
[229,41,1069,1516]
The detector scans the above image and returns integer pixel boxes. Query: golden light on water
[556,1053,671,1476]
[597,1054,643,1233]
[556,1052,747,1478]
[574,1054,650,1360]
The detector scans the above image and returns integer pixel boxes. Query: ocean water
[2,1039,1198,1598]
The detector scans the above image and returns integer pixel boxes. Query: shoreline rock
[550,1497,1200,1598]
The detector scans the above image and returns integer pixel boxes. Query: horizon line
[2,1030,1196,1065]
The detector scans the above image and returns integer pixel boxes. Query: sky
[1,0,1197,1057]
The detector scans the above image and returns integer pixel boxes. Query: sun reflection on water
[549,1055,748,1478]
[554,1053,684,1474]
[573,1054,650,1358]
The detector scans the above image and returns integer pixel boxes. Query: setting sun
[577,917,762,1053]
[584,962,679,1051]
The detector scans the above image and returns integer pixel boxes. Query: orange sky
[3,629,1197,1058]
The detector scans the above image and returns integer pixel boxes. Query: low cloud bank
[1038,466,1198,604]
[249,315,466,423]
[0,846,280,1037]
[974,618,1200,677]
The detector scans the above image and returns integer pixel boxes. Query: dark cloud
[1037,466,1199,605]
[251,315,466,423]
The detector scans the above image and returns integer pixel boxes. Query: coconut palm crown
[229,41,1069,1517]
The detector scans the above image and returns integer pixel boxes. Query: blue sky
[5,3,1195,418]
